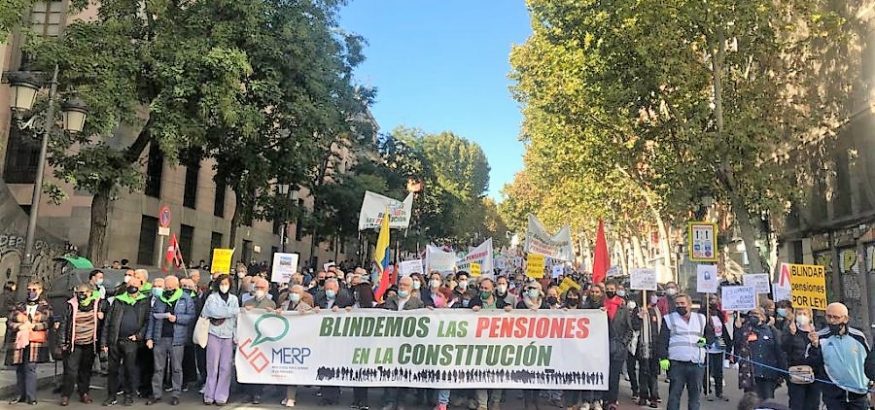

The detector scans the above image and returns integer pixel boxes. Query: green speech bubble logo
[252,313,289,347]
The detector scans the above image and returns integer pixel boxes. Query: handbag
[193,316,210,348]
[788,365,815,384]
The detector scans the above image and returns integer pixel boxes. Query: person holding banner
[515,281,548,410]
[603,280,633,410]
[781,307,822,410]
[631,293,661,408]
[381,276,425,410]
[240,278,276,405]
[280,285,313,408]
[422,272,449,308]
[702,295,731,402]
[495,276,518,307]
[580,284,606,410]
[315,278,354,406]
[730,308,786,401]
[201,275,239,406]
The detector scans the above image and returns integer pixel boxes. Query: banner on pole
[629,269,657,291]
[688,222,718,262]
[358,191,413,231]
[271,253,299,284]
[721,286,757,312]
[399,260,424,277]
[457,238,494,278]
[235,309,610,389]
[696,265,719,294]
[743,273,771,295]
[425,245,457,274]
[784,263,828,310]
[524,214,573,261]
[211,248,234,274]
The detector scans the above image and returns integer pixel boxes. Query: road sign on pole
[688,222,717,262]
[158,205,171,237]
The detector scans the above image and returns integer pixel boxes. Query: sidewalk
[0,362,60,399]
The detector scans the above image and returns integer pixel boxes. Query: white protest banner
[236,309,609,390]
[358,191,413,231]
[399,260,424,277]
[425,245,457,273]
[524,214,574,261]
[721,286,757,311]
[696,264,719,294]
[323,262,336,272]
[456,238,494,278]
[551,265,564,279]
[629,268,657,291]
[773,284,791,302]
[271,253,299,283]
[743,273,771,294]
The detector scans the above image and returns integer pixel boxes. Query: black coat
[100,296,149,348]
[314,288,355,309]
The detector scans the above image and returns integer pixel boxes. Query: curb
[0,373,59,400]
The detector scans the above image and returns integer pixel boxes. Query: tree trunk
[616,238,628,276]
[86,183,112,264]
[655,213,672,270]
[736,205,765,274]
[229,193,240,250]
[631,235,646,269]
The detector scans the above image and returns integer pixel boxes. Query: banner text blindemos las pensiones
[236,309,609,390]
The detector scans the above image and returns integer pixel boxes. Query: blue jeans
[437,389,450,405]
[667,361,704,410]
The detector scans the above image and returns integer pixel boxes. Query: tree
[510,0,853,273]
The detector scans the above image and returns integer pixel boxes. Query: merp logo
[239,313,290,373]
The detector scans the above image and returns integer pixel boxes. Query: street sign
[688,222,717,262]
[159,205,172,227]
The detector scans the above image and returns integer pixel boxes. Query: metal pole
[704,292,711,397]
[17,65,59,303]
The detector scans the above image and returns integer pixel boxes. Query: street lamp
[6,65,89,302]
[276,183,291,253]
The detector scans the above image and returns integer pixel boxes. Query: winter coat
[733,323,787,388]
[381,295,424,311]
[781,327,824,379]
[100,292,149,348]
[5,299,53,365]
[58,293,108,352]
[146,289,196,346]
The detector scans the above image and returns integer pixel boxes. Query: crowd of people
[4,263,875,410]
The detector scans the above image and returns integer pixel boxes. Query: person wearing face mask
[238,277,276,404]
[138,276,162,398]
[381,277,425,410]
[101,277,149,406]
[280,285,314,408]
[89,269,107,300]
[422,272,448,308]
[516,282,548,410]
[813,302,874,410]
[309,271,328,296]
[773,300,793,333]
[314,278,354,405]
[178,277,200,392]
[730,307,786,401]
[656,293,713,410]
[58,283,107,406]
[495,276,518,307]
[656,282,679,316]
[630,292,662,408]
[580,284,607,408]
[702,295,731,402]
[6,280,52,405]
[600,280,633,409]
[201,275,239,406]
[144,276,195,406]
[545,285,562,309]
[470,277,513,410]
[780,307,823,410]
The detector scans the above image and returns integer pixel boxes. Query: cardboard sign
[398,259,423,277]
[784,263,828,310]
[526,253,546,279]
[551,265,564,278]
[271,253,299,283]
[470,263,482,277]
[743,273,771,294]
[696,264,719,294]
[211,248,234,274]
[721,286,757,311]
[688,222,718,262]
[629,268,657,291]
[557,277,581,295]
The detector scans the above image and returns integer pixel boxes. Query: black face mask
[163,289,175,299]
[566,298,579,306]
[546,296,558,305]
[317,279,326,287]
[76,293,89,301]
[829,323,845,334]
[127,286,139,294]
[676,306,688,316]
[748,316,762,327]
[605,291,616,299]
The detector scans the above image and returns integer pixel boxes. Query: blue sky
[339,0,532,200]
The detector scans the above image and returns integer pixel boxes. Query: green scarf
[140,282,153,293]
[79,290,101,307]
[159,288,183,305]
[116,292,147,305]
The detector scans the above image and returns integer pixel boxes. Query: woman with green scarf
[58,282,107,406]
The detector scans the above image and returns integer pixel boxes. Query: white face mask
[248,284,256,293]
[796,315,811,327]
[617,290,626,298]
[255,290,266,299]
[627,300,637,310]
[219,284,230,293]
[496,284,508,294]
[430,279,442,289]
[412,280,421,290]
[666,288,678,296]
[289,293,301,303]
[458,280,468,289]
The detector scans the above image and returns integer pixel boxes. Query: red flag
[592,219,609,285]
[165,234,183,271]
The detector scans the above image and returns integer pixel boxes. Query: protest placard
[399,260,424,277]
[743,273,771,294]
[211,248,234,274]
[696,264,719,294]
[271,253,299,283]
[551,265,564,279]
[524,214,574,261]
[629,268,657,291]
[721,286,757,311]
[358,191,413,231]
[526,253,546,279]
[784,263,828,310]
[425,245,456,273]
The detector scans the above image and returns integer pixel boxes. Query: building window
[209,231,223,264]
[242,240,253,264]
[3,127,39,183]
[214,182,226,218]
[273,218,282,235]
[295,198,304,241]
[183,155,199,209]
[179,224,194,265]
[137,215,158,265]
[31,1,64,37]
[144,145,163,198]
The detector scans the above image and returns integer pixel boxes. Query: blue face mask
[398,290,409,299]
[152,288,163,297]
[326,290,336,300]
[777,308,788,318]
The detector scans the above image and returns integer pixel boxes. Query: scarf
[524,296,542,309]
[605,296,624,320]
[159,288,183,305]
[116,292,147,305]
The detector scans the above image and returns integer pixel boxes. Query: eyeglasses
[26,288,39,292]
[826,314,844,320]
